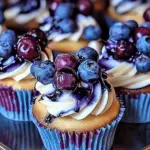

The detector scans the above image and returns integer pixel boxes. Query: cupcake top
[111,0,150,15]
[39,1,102,52]
[4,0,46,24]
[99,20,150,89]
[0,28,51,86]
[31,46,117,124]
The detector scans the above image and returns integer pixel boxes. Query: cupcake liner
[0,85,38,121]
[30,100,125,150]
[119,93,150,123]
[0,114,43,150]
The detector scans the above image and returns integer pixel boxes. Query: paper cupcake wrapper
[0,85,38,121]
[0,116,43,150]
[30,100,125,150]
[118,93,150,123]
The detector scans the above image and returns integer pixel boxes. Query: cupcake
[4,0,47,30]
[30,46,125,150]
[108,0,150,24]
[99,20,150,123]
[0,28,53,121]
[39,1,103,53]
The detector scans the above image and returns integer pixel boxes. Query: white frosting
[111,0,150,14]
[0,51,49,82]
[15,0,46,24]
[100,46,150,89]
[40,14,101,52]
[37,81,115,120]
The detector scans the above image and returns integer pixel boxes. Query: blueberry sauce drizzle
[45,114,56,125]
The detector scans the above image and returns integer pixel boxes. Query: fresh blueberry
[76,46,98,62]
[0,11,4,24]
[83,25,102,41]
[1,30,17,45]
[0,40,12,59]
[54,67,78,90]
[136,36,150,56]
[17,36,41,61]
[58,19,76,33]
[135,54,150,73]
[31,60,56,85]
[125,20,138,30]
[140,22,150,29]
[77,0,93,16]
[134,27,150,41]
[27,28,47,48]
[55,53,79,70]
[0,0,5,12]
[78,60,100,83]
[115,40,136,60]
[55,3,74,19]
[109,22,131,41]
[143,7,150,21]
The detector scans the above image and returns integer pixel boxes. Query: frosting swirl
[99,46,150,89]
[4,0,47,24]
[40,14,101,52]
[111,0,150,14]
[36,79,115,120]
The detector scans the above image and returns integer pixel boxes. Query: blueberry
[76,46,98,62]
[55,3,74,19]
[78,60,100,83]
[31,60,56,85]
[0,11,4,24]
[143,7,150,22]
[0,0,5,12]
[134,27,150,41]
[136,36,150,56]
[1,30,17,45]
[0,40,12,59]
[109,22,131,41]
[17,36,41,61]
[54,67,78,90]
[140,22,150,29]
[83,25,102,41]
[125,20,138,30]
[58,19,76,33]
[135,54,150,73]
[55,53,79,70]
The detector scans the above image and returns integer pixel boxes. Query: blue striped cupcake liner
[119,93,150,123]
[30,100,125,150]
[0,85,38,121]
[0,115,43,150]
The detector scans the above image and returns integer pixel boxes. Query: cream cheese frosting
[35,80,115,120]
[40,14,101,52]
[111,0,150,14]
[99,46,150,89]
[0,51,50,82]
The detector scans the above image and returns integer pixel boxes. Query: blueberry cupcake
[4,0,47,30]
[108,0,150,24]
[30,46,125,150]
[0,28,53,121]
[39,1,103,53]
[99,20,150,123]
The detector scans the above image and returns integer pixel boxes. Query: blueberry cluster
[31,46,105,91]
[43,0,102,40]
[16,28,47,61]
[106,20,150,73]
[0,28,47,72]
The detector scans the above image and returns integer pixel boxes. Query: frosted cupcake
[108,0,150,24]
[99,20,150,123]
[39,1,103,53]
[0,28,53,121]
[4,0,47,30]
[30,46,125,150]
